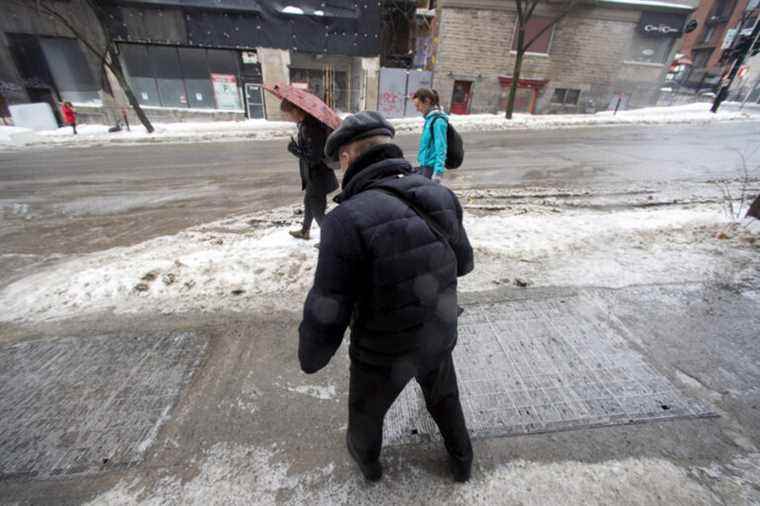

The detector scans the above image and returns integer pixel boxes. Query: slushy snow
[1,198,756,324]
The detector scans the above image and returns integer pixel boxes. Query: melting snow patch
[287,384,337,400]
[85,444,722,505]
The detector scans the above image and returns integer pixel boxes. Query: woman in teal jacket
[412,88,448,183]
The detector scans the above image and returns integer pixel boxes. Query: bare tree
[10,0,154,132]
[506,0,580,119]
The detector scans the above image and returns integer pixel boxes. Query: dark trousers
[348,353,473,465]
[302,190,327,233]
[71,122,77,135]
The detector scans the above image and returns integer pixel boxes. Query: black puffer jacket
[295,116,339,196]
[298,143,474,372]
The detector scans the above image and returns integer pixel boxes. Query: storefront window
[289,67,349,111]
[627,33,674,64]
[150,46,187,108]
[119,44,244,111]
[178,48,215,109]
[120,44,161,107]
[207,49,243,111]
[39,38,101,105]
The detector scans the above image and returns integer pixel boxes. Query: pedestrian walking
[281,99,338,240]
[298,111,475,482]
[413,88,448,183]
[711,75,731,113]
[61,101,77,135]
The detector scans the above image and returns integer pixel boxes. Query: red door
[450,81,472,115]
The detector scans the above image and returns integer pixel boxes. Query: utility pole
[712,12,760,113]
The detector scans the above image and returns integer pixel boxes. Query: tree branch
[516,0,525,25]
[9,0,108,61]
[523,0,579,51]
[526,0,542,20]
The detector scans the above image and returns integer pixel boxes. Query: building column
[258,48,291,121]
[361,56,380,111]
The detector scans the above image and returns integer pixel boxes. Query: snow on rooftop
[281,5,305,15]
[599,0,695,10]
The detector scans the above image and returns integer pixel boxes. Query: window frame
[510,16,556,55]
[551,88,581,105]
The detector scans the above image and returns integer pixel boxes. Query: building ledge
[596,0,694,11]
[623,60,666,67]
[510,50,550,58]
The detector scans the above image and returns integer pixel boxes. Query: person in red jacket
[61,101,77,134]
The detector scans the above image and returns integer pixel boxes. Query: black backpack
[429,116,464,169]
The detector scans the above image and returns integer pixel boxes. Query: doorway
[244,83,266,119]
[450,80,472,115]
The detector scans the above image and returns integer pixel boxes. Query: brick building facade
[676,0,758,92]
[430,0,696,114]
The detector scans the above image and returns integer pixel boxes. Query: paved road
[1,122,758,260]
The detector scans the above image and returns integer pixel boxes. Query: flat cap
[324,111,395,161]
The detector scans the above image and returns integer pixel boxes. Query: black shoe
[346,432,382,482]
[449,456,472,483]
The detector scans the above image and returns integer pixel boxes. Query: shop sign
[638,12,686,37]
[211,73,241,110]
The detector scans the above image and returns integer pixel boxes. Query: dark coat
[296,116,339,196]
[298,143,474,373]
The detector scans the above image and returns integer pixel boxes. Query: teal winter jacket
[416,109,448,176]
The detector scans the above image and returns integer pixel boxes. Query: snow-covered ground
[0,103,756,150]
[1,189,757,324]
[85,444,759,505]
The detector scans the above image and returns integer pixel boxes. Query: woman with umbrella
[280,97,339,241]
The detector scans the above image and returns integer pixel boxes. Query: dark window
[119,44,243,110]
[711,0,734,19]
[565,89,580,105]
[39,37,100,104]
[6,33,55,89]
[207,49,240,76]
[692,48,713,68]
[512,17,554,54]
[702,26,716,44]
[551,88,580,105]
[119,43,161,106]
[178,48,215,109]
[627,33,675,64]
[149,46,187,108]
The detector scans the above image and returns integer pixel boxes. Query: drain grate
[384,294,716,445]
[0,332,206,479]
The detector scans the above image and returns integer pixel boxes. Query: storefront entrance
[497,76,549,114]
[450,80,472,115]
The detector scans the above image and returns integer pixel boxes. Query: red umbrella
[264,83,342,130]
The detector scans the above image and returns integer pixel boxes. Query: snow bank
[0,125,33,143]
[0,103,755,150]
[1,201,755,324]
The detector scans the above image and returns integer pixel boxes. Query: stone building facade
[431,0,697,115]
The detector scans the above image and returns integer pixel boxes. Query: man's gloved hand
[431,172,443,184]
[287,137,305,158]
